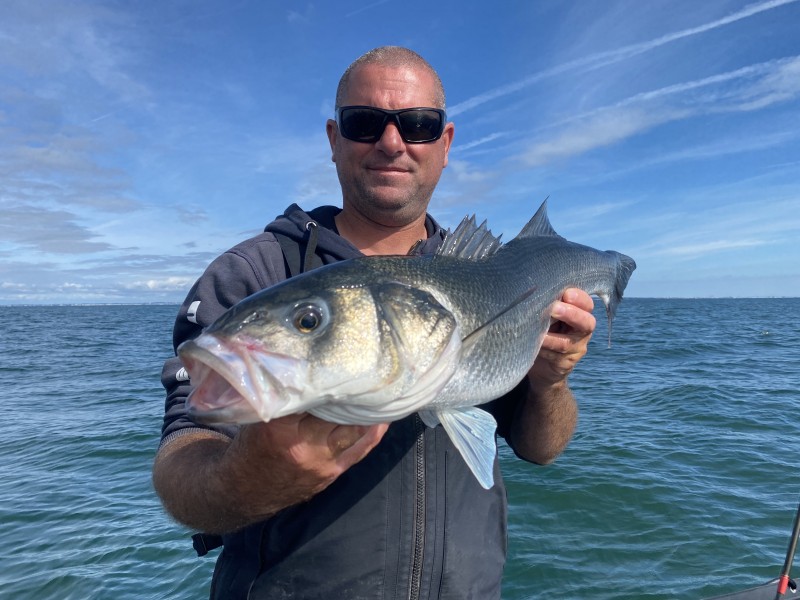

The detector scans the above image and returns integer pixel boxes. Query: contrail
[521,55,799,166]
[448,0,800,116]
[346,0,391,18]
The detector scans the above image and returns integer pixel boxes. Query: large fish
[179,200,636,489]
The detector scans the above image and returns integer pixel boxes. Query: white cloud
[524,108,674,166]
[0,205,114,254]
[345,0,391,18]
[622,196,800,269]
[729,56,800,111]
[287,4,314,23]
[446,160,494,184]
[453,132,509,153]
[518,55,800,167]
[125,277,196,291]
[449,0,800,116]
[656,238,768,257]
[0,1,148,103]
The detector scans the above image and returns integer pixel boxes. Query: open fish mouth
[179,334,308,425]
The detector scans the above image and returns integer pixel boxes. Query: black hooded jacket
[160,204,525,600]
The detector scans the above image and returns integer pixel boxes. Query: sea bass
[179,200,636,489]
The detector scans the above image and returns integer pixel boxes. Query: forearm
[152,419,387,534]
[152,430,293,534]
[509,379,578,465]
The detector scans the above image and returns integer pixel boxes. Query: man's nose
[374,120,405,155]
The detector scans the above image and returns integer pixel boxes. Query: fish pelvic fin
[438,215,503,260]
[598,251,637,346]
[435,407,498,489]
[517,197,562,240]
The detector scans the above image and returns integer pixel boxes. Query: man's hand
[510,288,595,464]
[528,288,596,390]
[223,415,389,512]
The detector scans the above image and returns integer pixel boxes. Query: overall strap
[192,533,223,557]
[272,222,323,278]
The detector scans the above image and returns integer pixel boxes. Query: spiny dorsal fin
[517,198,561,239]
[438,215,502,260]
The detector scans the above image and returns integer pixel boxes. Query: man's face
[326,63,454,227]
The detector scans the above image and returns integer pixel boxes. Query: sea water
[0,299,798,599]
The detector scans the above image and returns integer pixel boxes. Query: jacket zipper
[408,414,425,600]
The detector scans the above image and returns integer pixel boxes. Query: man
[153,46,596,600]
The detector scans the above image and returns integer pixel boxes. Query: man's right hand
[223,415,389,513]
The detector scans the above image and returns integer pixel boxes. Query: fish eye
[292,305,324,334]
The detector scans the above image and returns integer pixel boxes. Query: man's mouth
[368,166,410,174]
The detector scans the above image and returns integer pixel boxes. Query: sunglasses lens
[397,110,444,143]
[338,107,444,143]
[339,108,386,143]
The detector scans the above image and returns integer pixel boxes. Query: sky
[1,0,799,304]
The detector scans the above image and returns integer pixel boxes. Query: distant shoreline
[1,297,799,308]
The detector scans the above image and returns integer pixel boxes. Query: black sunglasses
[336,106,446,144]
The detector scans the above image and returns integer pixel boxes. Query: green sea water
[0,299,798,599]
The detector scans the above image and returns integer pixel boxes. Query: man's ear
[326,119,338,163]
[441,122,455,168]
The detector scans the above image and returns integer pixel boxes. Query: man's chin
[352,193,428,225]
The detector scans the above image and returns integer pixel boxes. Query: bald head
[335,46,446,110]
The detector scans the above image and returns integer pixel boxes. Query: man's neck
[334,210,428,256]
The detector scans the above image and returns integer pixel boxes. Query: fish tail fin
[436,407,498,489]
[599,251,637,346]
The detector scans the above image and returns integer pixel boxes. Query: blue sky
[1,0,798,304]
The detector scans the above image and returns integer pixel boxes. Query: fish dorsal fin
[437,215,502,260]
[517,198,561,239]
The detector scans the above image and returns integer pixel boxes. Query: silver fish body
[178,201,636,488]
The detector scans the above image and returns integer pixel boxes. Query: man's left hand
[528,288,596,389]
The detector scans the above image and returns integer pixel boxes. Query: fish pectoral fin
[461,286,540,354]
[437,407,498,489]
[419,409,440,428]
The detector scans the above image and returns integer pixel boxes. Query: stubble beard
[363,193,424,227]
[344,176,435,229]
